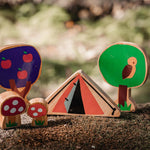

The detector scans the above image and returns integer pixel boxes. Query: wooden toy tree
[0,44,41,98]
[0,44,42,129]
[98,42,148,112]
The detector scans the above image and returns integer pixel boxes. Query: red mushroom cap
[1,97,26,116]
[27,103,47,118]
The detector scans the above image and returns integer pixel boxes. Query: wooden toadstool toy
[0,91,27,129]
[27,98,48,127]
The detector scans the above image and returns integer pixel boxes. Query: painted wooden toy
[46,70,121,117]
[98,42,149,112]
[0,91,27,129]
[27,98,48,127]
[0,44,42,99]
[0,44,42,129]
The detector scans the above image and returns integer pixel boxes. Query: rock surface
[0,103,149,149]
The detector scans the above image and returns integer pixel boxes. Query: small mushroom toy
[0,91,27,129]
[27,98,48,126]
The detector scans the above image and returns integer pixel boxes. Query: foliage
[40,59,96,84]
[77,6,150,51]
[0,4,150,103]
[0,4,70,45]
[6,121,18,127]
[0,4,150,52]
[0,4,150,49]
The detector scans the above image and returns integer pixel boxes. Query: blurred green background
[0,0,149,103]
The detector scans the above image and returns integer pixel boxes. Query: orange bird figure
[122,57,137,79]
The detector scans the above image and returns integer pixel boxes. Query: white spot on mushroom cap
[38,108,43,113]
[18,107,24,112]
[33,112,38,116]
[4,105,9,111]
[10,108,16,113]
[12,100,18,106]
[31,107,35,111]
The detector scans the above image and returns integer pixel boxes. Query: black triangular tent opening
[64,79,85,114]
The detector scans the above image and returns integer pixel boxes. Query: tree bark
[118,85,128,106]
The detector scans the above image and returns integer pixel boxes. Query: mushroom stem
[6,116,16,123]
[5,115,21,128]
[9,79,31,98]
[32,115,48,126]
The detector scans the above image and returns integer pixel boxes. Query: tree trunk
[118,85,128,107]
[9,79,31,98]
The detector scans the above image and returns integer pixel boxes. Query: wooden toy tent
[46,70,121,117]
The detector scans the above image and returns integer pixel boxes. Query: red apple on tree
[23,51,33,63]
[1,57,12,69]
[17,68,28,80]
